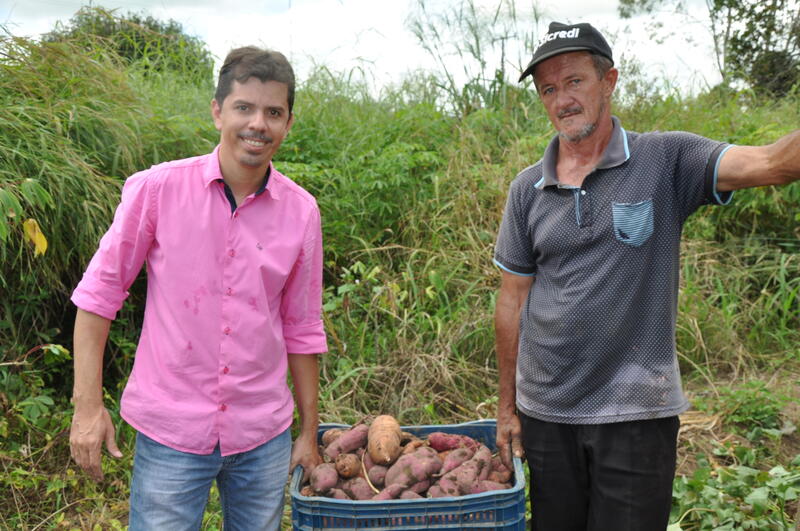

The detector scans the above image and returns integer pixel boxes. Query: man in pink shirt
[69,47,327,530]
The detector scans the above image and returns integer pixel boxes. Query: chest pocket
[611,199,654,247]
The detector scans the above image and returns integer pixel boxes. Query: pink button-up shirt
[72,147,327,456]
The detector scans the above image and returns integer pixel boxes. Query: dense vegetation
[1,7,798,530]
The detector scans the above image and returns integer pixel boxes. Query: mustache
[240,133,273,143]
[557,106,583,119]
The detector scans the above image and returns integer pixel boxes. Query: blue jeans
[129,429,291,531]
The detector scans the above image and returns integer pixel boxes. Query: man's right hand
[496,408,524,472]
[69,406,123,482]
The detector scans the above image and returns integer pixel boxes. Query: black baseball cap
[519,22,613,82]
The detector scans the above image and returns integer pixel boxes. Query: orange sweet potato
[335,453,361,478]
[367,415,402,465]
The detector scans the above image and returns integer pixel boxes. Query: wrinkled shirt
[72,146,327,455]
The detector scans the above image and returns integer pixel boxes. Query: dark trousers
[519,413,680,531]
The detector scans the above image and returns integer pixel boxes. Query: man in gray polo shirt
[494,21,800,530]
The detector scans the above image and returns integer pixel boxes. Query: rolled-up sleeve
[280,204,328,354]
[71,172,157,320]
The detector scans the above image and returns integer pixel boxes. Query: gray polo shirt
[494,117,733,424]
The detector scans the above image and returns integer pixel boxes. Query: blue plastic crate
[290,419,526,530]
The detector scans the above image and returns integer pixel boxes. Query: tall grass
[1,8,798,528]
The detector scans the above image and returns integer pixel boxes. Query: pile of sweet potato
[301,415,513,501]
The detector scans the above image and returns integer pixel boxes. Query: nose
[248,111,268,131]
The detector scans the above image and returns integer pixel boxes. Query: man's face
[211,78,293,174]
[533,51,617,143]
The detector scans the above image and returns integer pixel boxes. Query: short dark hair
[214,47,295,114]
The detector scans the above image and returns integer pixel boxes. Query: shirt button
[223,327,231,335]
[233,212,239,218]
[226,287,233,296]
[223,366,229,374]
[219,404,227,412]
[228,249,236,257]
[580,190,587,195]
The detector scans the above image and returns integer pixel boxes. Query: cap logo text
[537,28,580,49]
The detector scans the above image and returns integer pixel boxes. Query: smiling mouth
[240,134,272,148]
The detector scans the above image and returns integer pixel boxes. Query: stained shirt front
[72,146,327,456]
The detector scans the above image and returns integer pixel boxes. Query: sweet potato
[472,445,492,480]
[400,490,423,499]
[367,464,388,488]
[324,423,369,460]
[427,484,447,498]
[321,428,344,447]
[400,431,419,444]
[329,488,350,500]
[488,456,512,483]
[300,485,315,497]
[335,453,361,479]
[468,480,511,494]
[453,460,481,494]
[401,439,426,455]
[372,483,405,500]
[440,447,475,475]
[367,415,402,465]
[310,463,339,494]
[427,432,480,452]
[385,449,443,488]
[341,477,374,501]
[407,478,430,494]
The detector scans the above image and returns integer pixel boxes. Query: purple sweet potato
[372,483,405,500]
[440,447,475,475]
[324,424,369,460]
[341,477,374,501]
[329,488,351,500]
[427,432,480,452]
[310,463,339,494]
[407,479,430,494]
[400,490,423,499]
[488,456,512,483]
[453,460,481,494]
[384,450,443,488]
[367,464,388,488]
[427,484,450,498]
[472,445,492,481]
[435,475,461,497]
[468,480,511,494]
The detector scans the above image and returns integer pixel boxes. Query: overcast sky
[2,0,721,93]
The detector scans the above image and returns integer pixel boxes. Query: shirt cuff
[284,321,328,354]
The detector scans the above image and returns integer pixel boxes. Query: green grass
[1,10,799,529]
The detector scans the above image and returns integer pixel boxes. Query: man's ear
[603,67,619,98]
[211,98,222,131]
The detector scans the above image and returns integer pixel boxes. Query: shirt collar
[535,116,630,190]
[203,144,281,200]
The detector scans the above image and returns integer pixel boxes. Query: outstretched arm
[717,130,800,192]
[494,270,534,470]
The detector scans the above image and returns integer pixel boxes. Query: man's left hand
[289,431,321,482]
